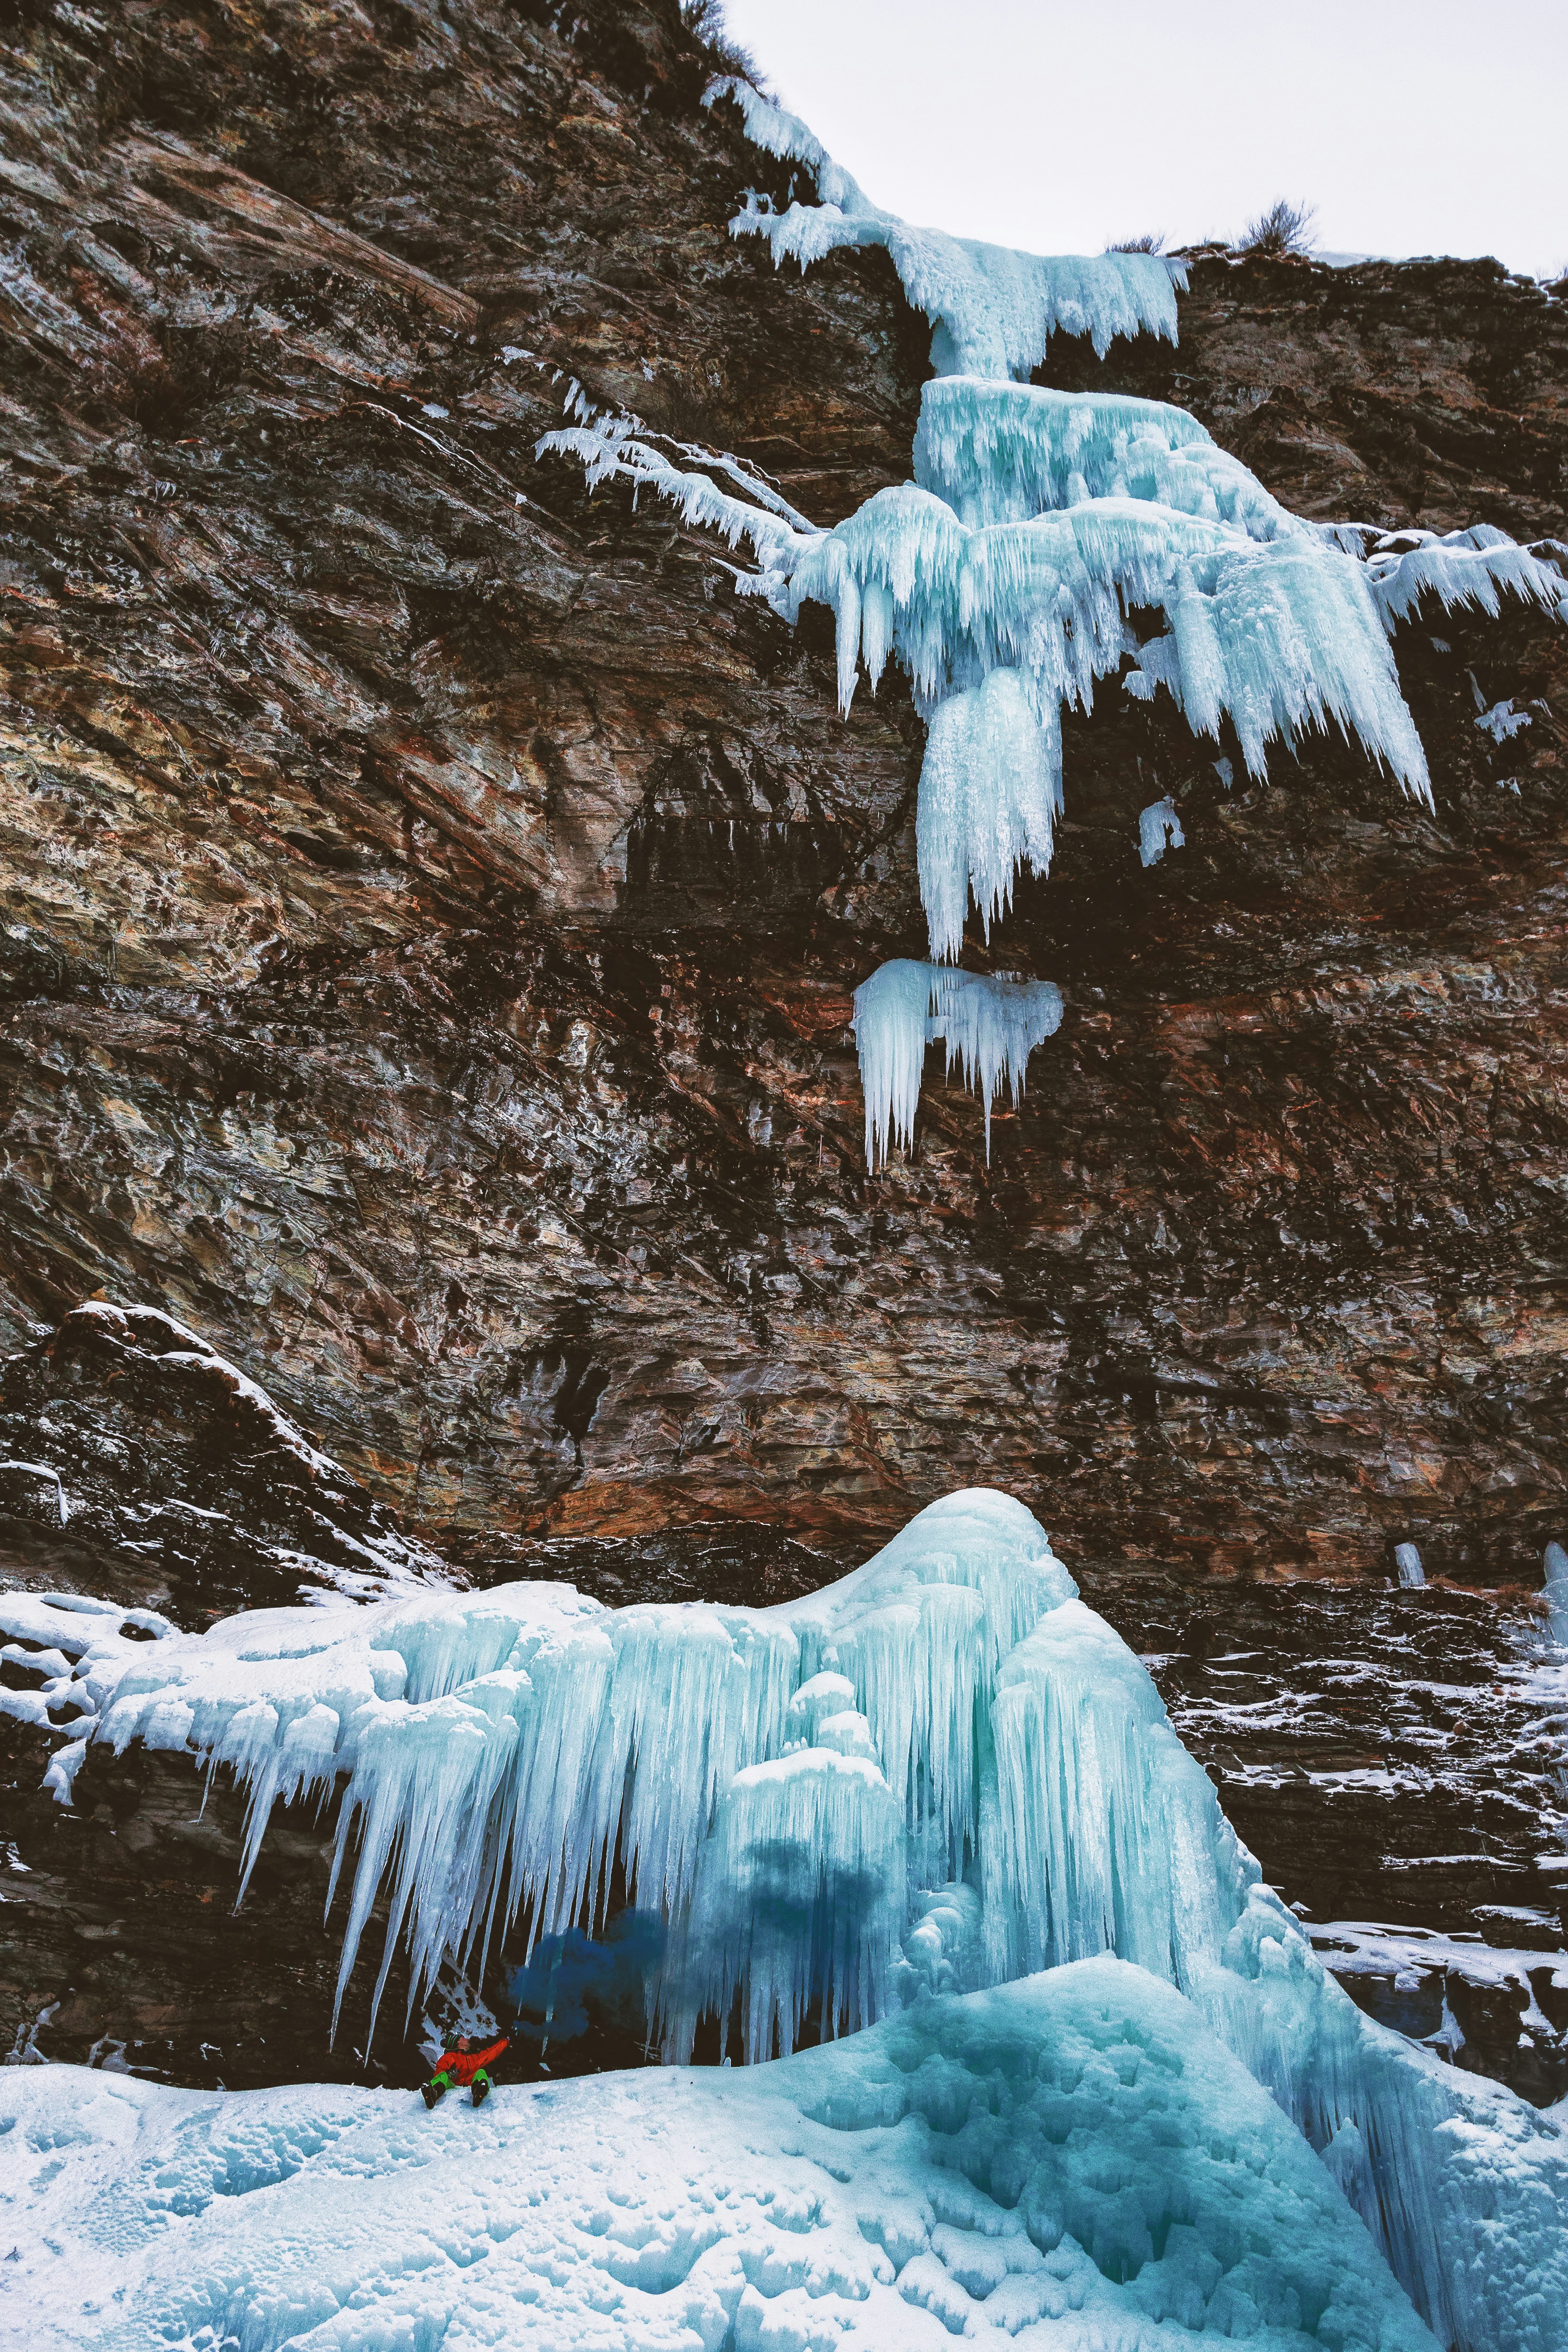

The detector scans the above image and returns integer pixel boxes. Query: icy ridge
[0,1589,178,1802]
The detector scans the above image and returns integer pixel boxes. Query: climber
[421,2032,510,2108]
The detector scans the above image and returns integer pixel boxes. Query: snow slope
[0,1957,1437,2352]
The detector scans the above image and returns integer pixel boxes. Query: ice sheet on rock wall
[1329,520,1568,631]
[542,112,1567,994]
[789,488,1435,800]
[851,959,1063,1167]
[1139,796,1185,867]
[0,1959,1440,2352]
[704,78,1185,380]
[0,1589,177,1788]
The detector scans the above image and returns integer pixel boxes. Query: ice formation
[704,78,1185,380]
[1546,1539,1568,1645]
[916,668,1060,960]
[851,958,1064,1166]
[1476,696,1534,743]
[1330,520,1568,632]
[1139,795,1185,867]
[542,91,1567,1001]
[1393,1542,1426,1589]
[92,1488,1568,2348]
[0,1589,177,1801]
[1,1958,1442,2352]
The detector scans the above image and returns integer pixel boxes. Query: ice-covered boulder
[0,1958,1440,2352]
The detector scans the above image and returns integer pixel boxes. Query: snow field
[0,1958,1439,2352]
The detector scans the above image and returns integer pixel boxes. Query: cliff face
[2,0,1566,1593]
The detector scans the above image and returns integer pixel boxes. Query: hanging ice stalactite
[850,959,1063,1167]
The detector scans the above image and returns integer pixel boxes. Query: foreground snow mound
[0,1959,1436,2352]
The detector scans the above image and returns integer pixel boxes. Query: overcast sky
[721,0,1568,281]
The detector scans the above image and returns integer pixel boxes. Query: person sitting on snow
[422,2032,509,2108]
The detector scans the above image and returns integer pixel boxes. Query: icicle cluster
[1323,518,1568,631]
[100,1491,1072,2061]
[97,1485,1566,2349]
[851,959,1063,1166]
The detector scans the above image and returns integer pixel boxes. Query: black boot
[471,2073,490,2107]
[422,2079,447,2109]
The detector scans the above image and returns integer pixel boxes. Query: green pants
[423,2067,491,2107]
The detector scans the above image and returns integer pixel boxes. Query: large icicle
[917,669,1061,960]
[851,959,1063,1167]
[704,78,1185,379]
[791,479,1433,804]
[662,1737,906,2062]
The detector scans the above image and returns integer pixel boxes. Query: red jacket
[435,2036,508,2086]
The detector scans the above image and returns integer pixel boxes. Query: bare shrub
[679,0,766,89]
[1237,199,1317,257]
[1106,233,1165,254]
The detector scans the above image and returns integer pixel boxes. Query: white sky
[722,0,1568,280]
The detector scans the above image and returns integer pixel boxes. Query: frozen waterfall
[95,1486,1566,2350]
[542,95,1565,1017]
